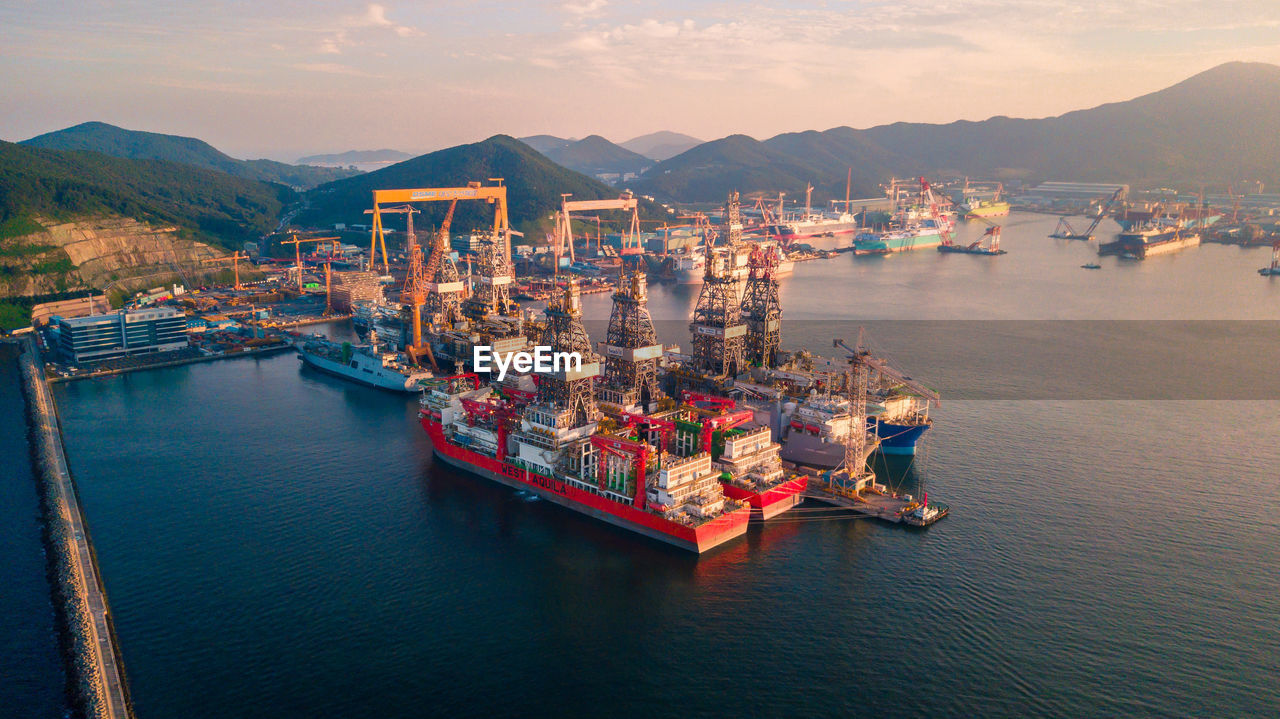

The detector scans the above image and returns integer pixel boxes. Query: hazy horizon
[3,0,1280,162]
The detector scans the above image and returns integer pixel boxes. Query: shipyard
[5,4,1280,717]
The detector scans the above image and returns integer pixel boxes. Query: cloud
[292,62,379,77]
[353,4,392,28]
[563,0,608,17]
[320,3,421,53]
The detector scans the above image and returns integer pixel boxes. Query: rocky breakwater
[15,336,133,719]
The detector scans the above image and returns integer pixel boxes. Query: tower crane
[201,251,249,291]
[280,233,340,291]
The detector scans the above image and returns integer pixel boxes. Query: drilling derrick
[461,231,515,323]
[688,193,746,378]
[724,190,744,246]
[424,199,465,328]
[538,281,601,427]
[598,270,666,412]
[741,244,782,368]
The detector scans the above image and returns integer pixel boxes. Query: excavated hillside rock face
[0,215,228,297]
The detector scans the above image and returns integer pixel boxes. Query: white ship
[674,244,791,284]
[297,334,431,392]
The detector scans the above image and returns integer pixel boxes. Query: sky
[2,0,1280,162]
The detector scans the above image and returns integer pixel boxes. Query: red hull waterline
[721,476,809,520]
[421,417,750,553]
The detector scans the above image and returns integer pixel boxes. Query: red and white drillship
[419,374,751,553]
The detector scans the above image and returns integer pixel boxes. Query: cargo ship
[297,335,432,392]
[867,392,932,455]
[962,198,1011,219]
[419,374,751,552]
[1098,227,1201,259]
[769,212,860,241]
[672,244,791,284]
[852,221,946,255]
[1116,207,1221,232]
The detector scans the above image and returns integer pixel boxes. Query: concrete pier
[15,336,133,719]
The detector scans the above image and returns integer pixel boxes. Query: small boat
[1081,263,1101,270]
[902,500,949,527]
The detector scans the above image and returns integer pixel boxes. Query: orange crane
[201,251,249,290]
[553,192,641,265]
[422,199,458,293]
[280,233,340,292]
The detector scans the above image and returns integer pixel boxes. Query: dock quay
[803,486,913,523]
[13,336,134,719]
[247,312,353,329]
[789,464,948,527]
[47,341,293,384]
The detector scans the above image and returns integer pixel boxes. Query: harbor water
[0,343,67,718]
[31,214,1280,717]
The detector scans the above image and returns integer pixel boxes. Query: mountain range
[518,131,702,176]
[299,135,659,236]
[620,131,703,161]
[21,122,359,190]
[543,135,652,178]
[0,141,291,244]
[630,61,1280,202]
[297,149,413,167]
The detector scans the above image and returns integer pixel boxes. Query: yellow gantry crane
[367,180,511,275]
[201,251,249,290]
[366,180,510,365]
[552,192,641,267]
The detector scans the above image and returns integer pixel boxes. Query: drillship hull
[853,230,943,255]
[868,417,930,455]
[298,351,425,392]
[421,417,750,552]
[720,475,808,521]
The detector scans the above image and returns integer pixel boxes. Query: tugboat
[901,491,949,527]
[1081,263,1102,270]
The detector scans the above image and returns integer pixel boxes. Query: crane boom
[834,338,940,404]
